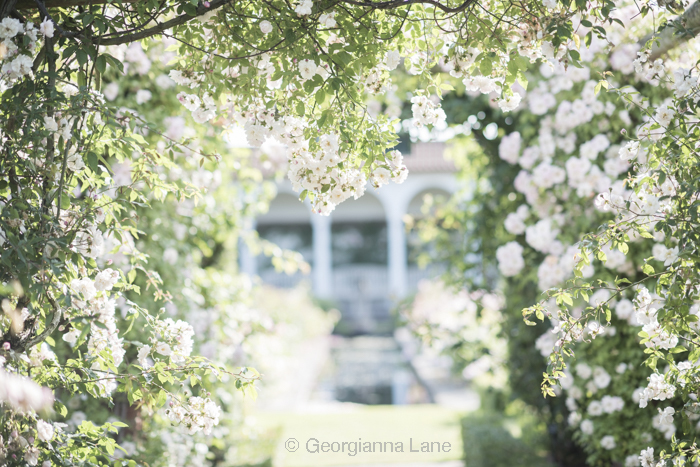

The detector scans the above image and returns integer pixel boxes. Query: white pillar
[311,214,333,298]
[239,218,257,276]
[387,211,407,297]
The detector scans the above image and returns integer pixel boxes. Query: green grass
[253,405,465,467]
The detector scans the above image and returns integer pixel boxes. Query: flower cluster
[410,95,447,127]
[166,396,221,435]
[151,318,195,364]
[0,17,47,84]
[67,270,126,384]
[286,136,407,215]
[495,241,525,277]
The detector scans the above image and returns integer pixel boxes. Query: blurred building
[241,142,458,334]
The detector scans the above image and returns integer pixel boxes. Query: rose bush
[0,0,681,465]
[411,2,700,466]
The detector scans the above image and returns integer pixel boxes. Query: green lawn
[254,405,464,467]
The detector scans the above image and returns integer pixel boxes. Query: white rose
[137,345,151,368]
[39,17,54,38]
[0,17,23,39]
[385,50,401,70]
[298,59,317,80]
[62,328,80,346]
[135,89,152,105]
[36,420,54,442]
[155,342,172,356]
[44,116,58,132]
[24,447,40,466]
[319,12,336,28]
[259,20,273,34]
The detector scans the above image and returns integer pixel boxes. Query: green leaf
[76,49,88,67]
[156,390,167,407]
[318,110,329,128]
[514,56,529,71]
[336,51,354,67]
[128,388,142,404]
[284,29,297,44]
[535,307,544,321]
[516,71,528,90]
[183,2,198,16]
[81,13,94,26]
[95,55,107,74]
[479,59,492,76]
[103,54,124,73]
[315,89,326,105]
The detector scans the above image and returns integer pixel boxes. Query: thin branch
[95,0,232,46]
[340,0,476,14]
[22,296,62,350]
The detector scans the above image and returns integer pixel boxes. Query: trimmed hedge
[461,414,555,467]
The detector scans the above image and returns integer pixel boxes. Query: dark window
[331,222,387,266]
[256,223,313,271]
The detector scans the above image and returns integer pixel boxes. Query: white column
[311,214,333,298]
[387,211,407,297]
[239,218,257,276]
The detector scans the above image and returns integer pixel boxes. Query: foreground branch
[642,0,700,60]
[0,0,18,19]
[96,0,232,46]
[16,0,136,8]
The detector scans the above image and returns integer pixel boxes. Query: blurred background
[229,138,546,467]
